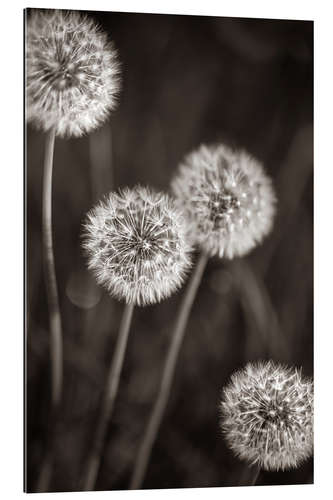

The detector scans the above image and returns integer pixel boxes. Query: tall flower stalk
[26,8,120,491]
[42,126,63,410]
[82,186,192,490]
[35,125,63,492]
[130,251,207,490]
[83,302,134,490]
[131,143,277,488]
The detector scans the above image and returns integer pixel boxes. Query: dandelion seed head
[26,9,120,137]
[220,361,313,471]
[171,144,276,259]
[83,186,192,306]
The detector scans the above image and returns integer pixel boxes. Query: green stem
[83,302,135,490]
[130,252,208,490]
[37,126,63,491]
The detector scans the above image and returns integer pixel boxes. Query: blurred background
[26,10,313,492]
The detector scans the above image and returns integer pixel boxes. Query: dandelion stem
[250,465,261,486]
[37,125,63,491]
[42,126,63,408]
[130,252,208,490]
[83,302,135,490]
[238,463,260,486]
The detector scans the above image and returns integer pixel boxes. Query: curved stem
[130,252,208,490]
[42,126,63,408]
[37,126,63,491]
[83,302,135,490]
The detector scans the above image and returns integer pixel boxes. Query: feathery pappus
[220,361,313,471]
[171,144,276,259]
[26,9,120,137]
[83,186,192,306]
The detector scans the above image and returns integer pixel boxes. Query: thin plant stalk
[83,302,135,490]
[42,126,63,408]
[130,252,208,490]
[238,463,260,487]
[36,126,64,491]
[249,465,261,486]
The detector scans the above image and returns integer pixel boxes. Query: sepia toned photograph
[24,7,313,493]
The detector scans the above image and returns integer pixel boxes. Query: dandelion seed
[26,9,120,137]
[171,144,276,259]
[83,186,192,306]
[220,361,313,471]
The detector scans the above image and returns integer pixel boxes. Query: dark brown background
[26,10,313,492]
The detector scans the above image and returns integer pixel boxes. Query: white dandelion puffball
[26,9,120,137]
[83,186,192,306]
[171,144,276,259]
[220,361,313,471]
